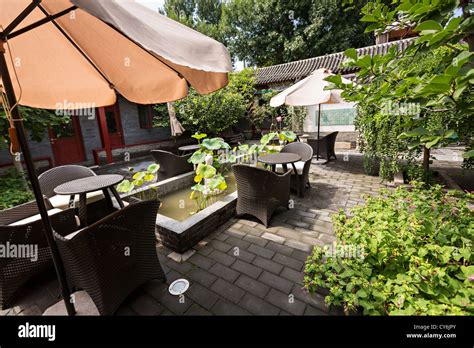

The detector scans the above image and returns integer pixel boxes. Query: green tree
[327,0,473,180]
[161,0,227,43]
[224,0,377,66]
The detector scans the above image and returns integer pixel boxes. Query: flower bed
[304,183,473,315]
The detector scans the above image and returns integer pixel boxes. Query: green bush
[304,183,474,315]
[0,170,33,210]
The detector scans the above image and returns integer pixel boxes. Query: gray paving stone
[252,256,283,275]
[238,293,280,315]
[231,260,262,279]
[291,249,311,262]
[265,240,295,256]
[243,234,268,247]
[186,283,220,310]
[261,232,286,244]
[248,244,275,259]
[259,271,293,294]
[280,267,303,284]
[234,275,270,299]
[186,268,218,287]
[128,293,164,315]
[210,279,246,304]
[284,239,312,252]
[224,227,246,239]
[265,288,306,316]
[188,253,215,270]
[208,250,236,267]
[165,259,194,274]
[227,248,256,263]
[209,263,240,283]
[210,240,233,253]
[291,284,328,313]
[225,236,251,250]
[185,304,212,316]
[210,299,251,315]
[273,252,305,271]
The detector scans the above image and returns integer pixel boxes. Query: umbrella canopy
[269,68,352,161]
[270,68,350,107]
[0,0,231,316]
[1,0,232,108]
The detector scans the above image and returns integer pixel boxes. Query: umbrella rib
[36,4,115,90]
[7,6,78,40]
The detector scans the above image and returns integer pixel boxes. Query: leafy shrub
[304,183,474,315]
[0,170,34,210]
[176,88,246,135]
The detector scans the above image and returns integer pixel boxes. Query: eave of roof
[255,38,415,86]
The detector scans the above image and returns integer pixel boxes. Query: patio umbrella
[270,68,351,159]
[0,0,231,315]
[167,102,184,137]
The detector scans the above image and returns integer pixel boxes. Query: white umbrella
[270,68,352,159]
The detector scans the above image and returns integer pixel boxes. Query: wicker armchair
[280,142,313,197]
[0,201,78,309]
[151,150,193,181]
[53,200,166,315]
[232,164,291,227]
[38,165,106,211]
[307,131,338,161]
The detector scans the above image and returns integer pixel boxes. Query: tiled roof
[255,38,415,86]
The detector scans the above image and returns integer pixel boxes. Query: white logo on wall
[18,323,56,342]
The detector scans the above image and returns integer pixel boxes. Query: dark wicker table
[54,174,125,227]
[178,144,200,154]
[258,153,302,197]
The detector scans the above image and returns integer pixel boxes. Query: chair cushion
[8,208,81,227]
[48,191,105,209]
[275,161,305,175]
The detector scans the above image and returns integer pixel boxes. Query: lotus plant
[116,163,160,200]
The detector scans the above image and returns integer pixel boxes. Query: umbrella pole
[0,44,76,316]
[317,104,321,160]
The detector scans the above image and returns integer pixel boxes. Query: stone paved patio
[2,150,459,316]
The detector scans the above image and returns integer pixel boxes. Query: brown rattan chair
[307,131,338,161]
[0,201,78,309]
[279,142,313,197]
[232,164,291,227]
[53,200,166,315]
[38,165,97,198]
[151,150,193,181]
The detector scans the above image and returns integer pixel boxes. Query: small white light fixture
[168,279,190,296]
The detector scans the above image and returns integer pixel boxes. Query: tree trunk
[422,146,430,173]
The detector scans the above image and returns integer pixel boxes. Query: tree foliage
[0,106,70,149]
[327,0,474,180]
[162,0,378,66]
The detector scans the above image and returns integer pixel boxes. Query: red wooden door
[103,104,124,147]
[49,116,86,165]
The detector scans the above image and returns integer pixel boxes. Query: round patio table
[258,153,302,197]
[178,144,200,154]
[54,174,125,227]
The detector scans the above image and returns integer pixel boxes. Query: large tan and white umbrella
[0,0,231,315]
[270,68,351,159]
